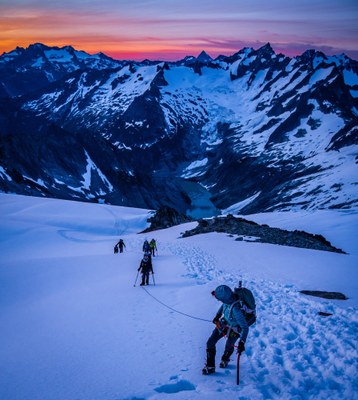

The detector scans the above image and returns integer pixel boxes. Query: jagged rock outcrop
[300,290,348,300]
[142,206,193,232]
[181,214,345,253]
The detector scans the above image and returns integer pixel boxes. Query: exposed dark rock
[300,290,348,300]
[181,214,345,253]
[141,206,193,232]
[318,312,333,316]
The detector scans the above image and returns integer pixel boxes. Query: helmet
[143,255,149,261]
[213,285,235,304]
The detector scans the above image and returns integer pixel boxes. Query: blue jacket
[214,285,249,343]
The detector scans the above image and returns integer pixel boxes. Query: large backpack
[231,284,256,326]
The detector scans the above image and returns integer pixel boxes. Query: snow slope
[0,194,357,400]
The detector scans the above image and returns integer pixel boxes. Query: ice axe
[236,350,241,385]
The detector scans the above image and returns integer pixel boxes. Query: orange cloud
[0,1,357,60]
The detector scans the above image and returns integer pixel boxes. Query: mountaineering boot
[202,349,216,375]
[202,366,215,375]
[220,349,234,368]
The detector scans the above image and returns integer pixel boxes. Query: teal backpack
[231,282,257,326]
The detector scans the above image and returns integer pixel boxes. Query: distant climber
[115,239,126,253]
[142,239,150,253]
[149,238,157,256]
[138,254,154,286]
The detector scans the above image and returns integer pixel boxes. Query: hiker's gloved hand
[215,319,228,334]
[237,341,245,354]
[212,315,220,324]
[137,267,140,271]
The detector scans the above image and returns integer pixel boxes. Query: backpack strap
[242,303,255,314]
[229,300,255,320]
[228,300,242,321]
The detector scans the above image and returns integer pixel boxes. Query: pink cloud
[0,0,357,60]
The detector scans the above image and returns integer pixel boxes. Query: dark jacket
[117,239,126,249]
[138,258,153,273]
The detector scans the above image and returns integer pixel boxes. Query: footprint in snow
[154,379,196,394]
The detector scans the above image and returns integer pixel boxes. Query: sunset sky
[1,0,357,61]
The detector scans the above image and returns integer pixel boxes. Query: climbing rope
[141,286,211,323]
[141,287,240,352]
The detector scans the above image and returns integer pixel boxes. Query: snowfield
[0,193,357,400]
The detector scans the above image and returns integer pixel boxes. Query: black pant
[207,326,239,354]
[141,271,150,285]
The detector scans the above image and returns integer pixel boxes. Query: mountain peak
[29,43,47,50]
[257,43,275,56]
[197,50,212,63]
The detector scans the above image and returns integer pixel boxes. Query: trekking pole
[152,272,156,286]
[133,271,139,287]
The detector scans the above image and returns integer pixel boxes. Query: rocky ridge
[181,214,345,253]
[141,206,193,233]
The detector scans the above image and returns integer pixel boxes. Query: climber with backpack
[142,239,150,253]
[149,238,157,257]
[202,283,256,376]
[138,253,154,286]
[115,239,126,253]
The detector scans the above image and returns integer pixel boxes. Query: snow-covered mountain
[0,43,357,215]
[0,43,125,97]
